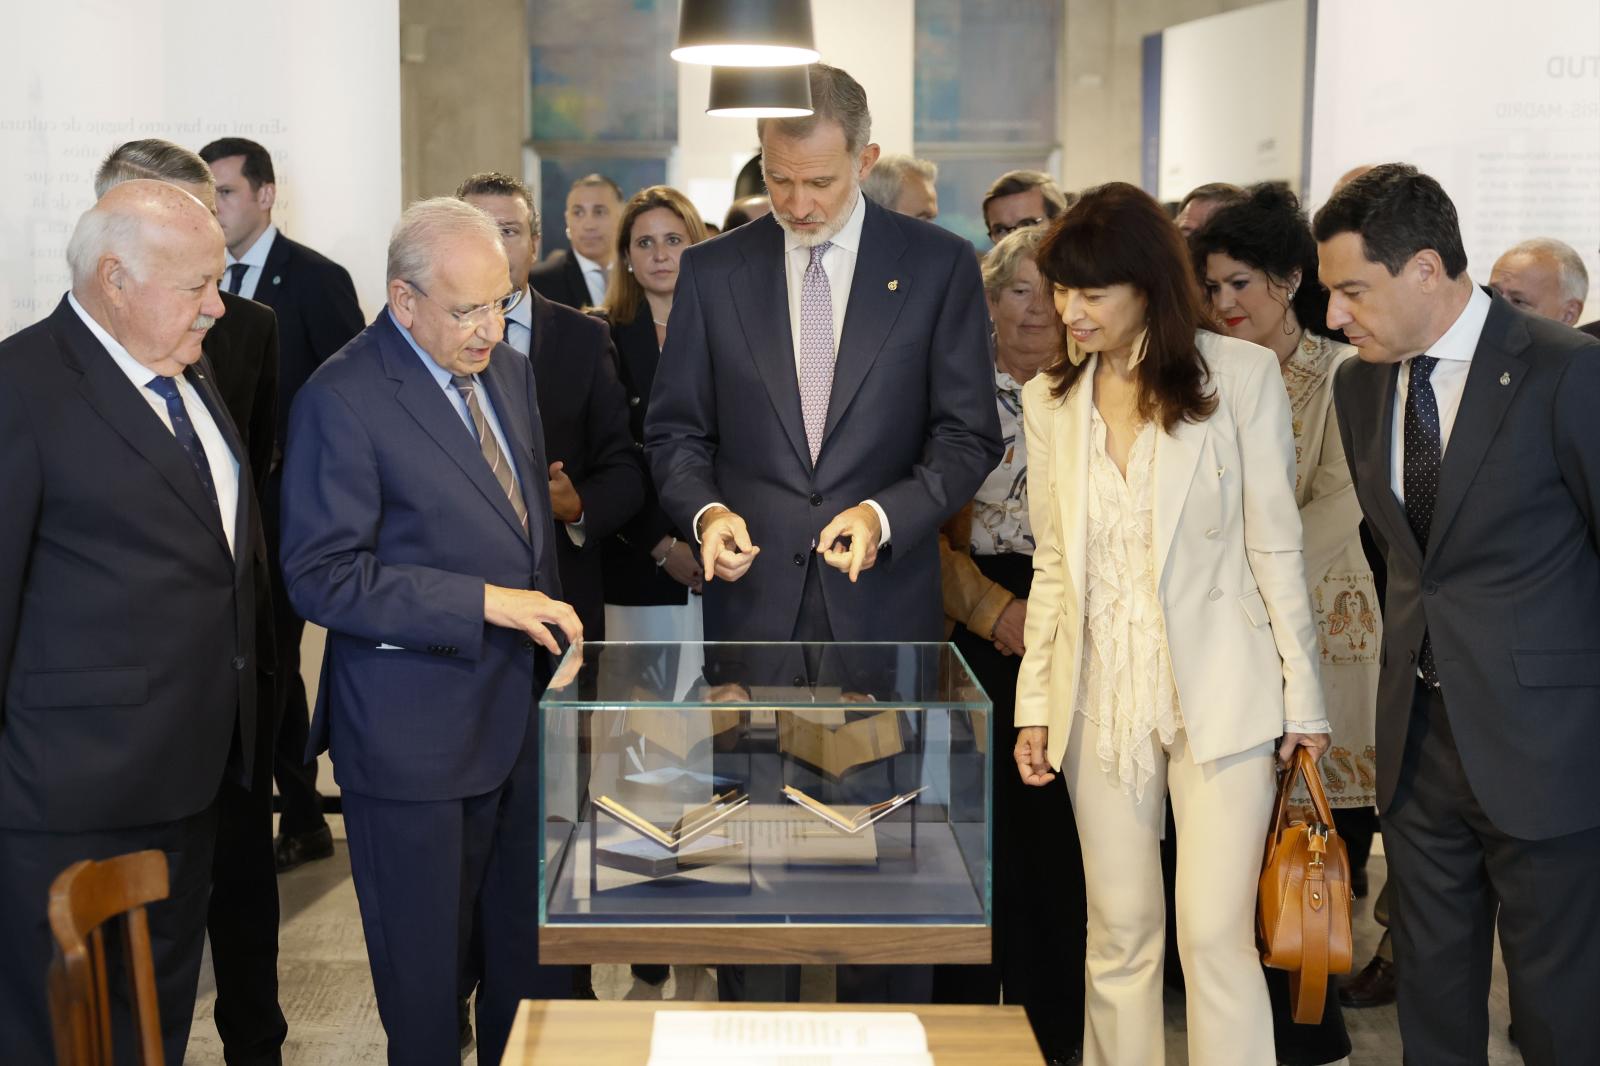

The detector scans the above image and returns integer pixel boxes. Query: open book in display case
[538,642,993,965]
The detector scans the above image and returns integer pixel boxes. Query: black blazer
[520,291,647,639]
[0,298,261,832]
[1580,319,1600,341]
[250,231,364,442]
[645,203,1002,643]
[529,249,593,311]
[206,291,279,495]
[1334,292,1600,839]
[603,308,689,607]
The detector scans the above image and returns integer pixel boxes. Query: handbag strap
[1291,825,1334,1023]
[1293,746,1337,828]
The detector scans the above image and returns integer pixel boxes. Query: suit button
[1205,528,1221,539]
[810,493,823,507]
[1208,588,1223,601]
[793,553,805,566]
[792,675,805,686]
[521,637,535,650]
[629,396,641,407]
[1423,581,1439,595]
[231,655,246,670]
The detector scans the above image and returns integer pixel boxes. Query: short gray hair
[981,225,1049,298]
[1503,237,1590,303]
[757,63,872,157]
[95,139,215,199]
[66,202,148,286]
[386,197,503,286]
[861,154,938,210]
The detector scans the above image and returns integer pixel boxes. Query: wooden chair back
[46,849,170,1066]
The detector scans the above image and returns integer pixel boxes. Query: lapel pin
[887,279,899,292]
[1499,372,1511,386]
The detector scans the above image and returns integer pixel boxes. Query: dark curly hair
[1189,183,1340,341]
[1036,182,1216,429]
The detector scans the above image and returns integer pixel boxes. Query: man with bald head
[1490,237,1589,328]
[280,198,578,1064]
[0,180,261,1063]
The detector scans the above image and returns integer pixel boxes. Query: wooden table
[501,1000,1046,1065]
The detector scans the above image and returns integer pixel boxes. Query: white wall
[1308,0,1600,316]
[1156,0,1308,199]
[673,0,916,228]
[0,1,402,337]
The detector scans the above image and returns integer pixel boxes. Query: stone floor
[181,816,1521,1065]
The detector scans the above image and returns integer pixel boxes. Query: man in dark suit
[529,173,623,309]
[199,136,366,873]
[95,138,288,1065]
[279,198,578,1066]
[645,64,1001,1003]
[0,180,261,1065]
[460,172,646,640]
[1319,164,1600,1066]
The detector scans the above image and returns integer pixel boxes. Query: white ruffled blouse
[1074,406,1183,799]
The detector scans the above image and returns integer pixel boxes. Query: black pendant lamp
[672,0,820,67]
[706,65,814,118]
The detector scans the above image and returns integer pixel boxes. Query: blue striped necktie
[145,375,219,507]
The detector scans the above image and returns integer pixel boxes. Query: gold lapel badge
[887,279,899,292]
[1499,372,1511,386]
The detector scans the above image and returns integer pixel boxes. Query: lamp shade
[706,65,814,118]
[672,0,819,67]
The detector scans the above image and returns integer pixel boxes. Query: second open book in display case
[538,642,993,963]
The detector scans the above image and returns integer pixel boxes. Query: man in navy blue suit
[645,63,1001,1003]
[279,198,578,1065]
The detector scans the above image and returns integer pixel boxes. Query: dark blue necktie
[145,375,219,508]
[225,262,248,295]
[1403,354,1441,685]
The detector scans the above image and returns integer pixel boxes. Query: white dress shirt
[572,249,609,308]
[1389,284,1491,504]
[68,293,241,556]
[224,224,278,300]
[504,285,534,355]
[692,189,891,546]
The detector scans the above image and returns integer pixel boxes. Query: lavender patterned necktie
[797,240,835,464]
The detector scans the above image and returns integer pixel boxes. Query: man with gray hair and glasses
[862,153,940,221]
[0,180,261,1065]
[279,198,580,1065]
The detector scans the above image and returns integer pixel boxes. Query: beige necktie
[450,375,528,531]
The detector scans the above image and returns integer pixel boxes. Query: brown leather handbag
[1257,747,1354,1024]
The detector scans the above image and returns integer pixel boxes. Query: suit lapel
[614,309,660,402]
[254,232,292,309]
[379,315,531,543]
[729,220,811,469]
[1154,411,1205,584]
[822,200,911,448]
[48,302,233,556]
[1055,365,1092,611]
[564,252,589,309]
[1426,300,1527,555]
[1348,359,1419,565]
[185,356,251,574]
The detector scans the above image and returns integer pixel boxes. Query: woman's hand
[991,598,1027,657]
[1014,726,1056,786]
[1278,731,1331,767]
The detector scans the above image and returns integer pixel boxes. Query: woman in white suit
[1012,183,1328,1066]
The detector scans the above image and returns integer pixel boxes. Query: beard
[773,185,857,247]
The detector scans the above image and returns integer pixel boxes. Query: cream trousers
[1061,710,1277,1066]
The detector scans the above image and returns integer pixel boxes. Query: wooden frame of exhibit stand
[539,923,989,964]
[501,1001,1046,1066]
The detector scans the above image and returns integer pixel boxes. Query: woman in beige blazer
[1012,184,1327,1066]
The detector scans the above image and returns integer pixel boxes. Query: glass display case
[538,642,993,965]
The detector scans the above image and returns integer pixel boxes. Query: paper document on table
[646,1010,934,1065]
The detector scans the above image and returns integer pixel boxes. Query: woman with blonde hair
[1014,183,1327,1066]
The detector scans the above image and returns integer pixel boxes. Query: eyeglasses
[988,217,1045,241]
[405,281,524,329]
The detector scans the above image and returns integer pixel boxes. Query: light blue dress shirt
[389,309,520,485]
